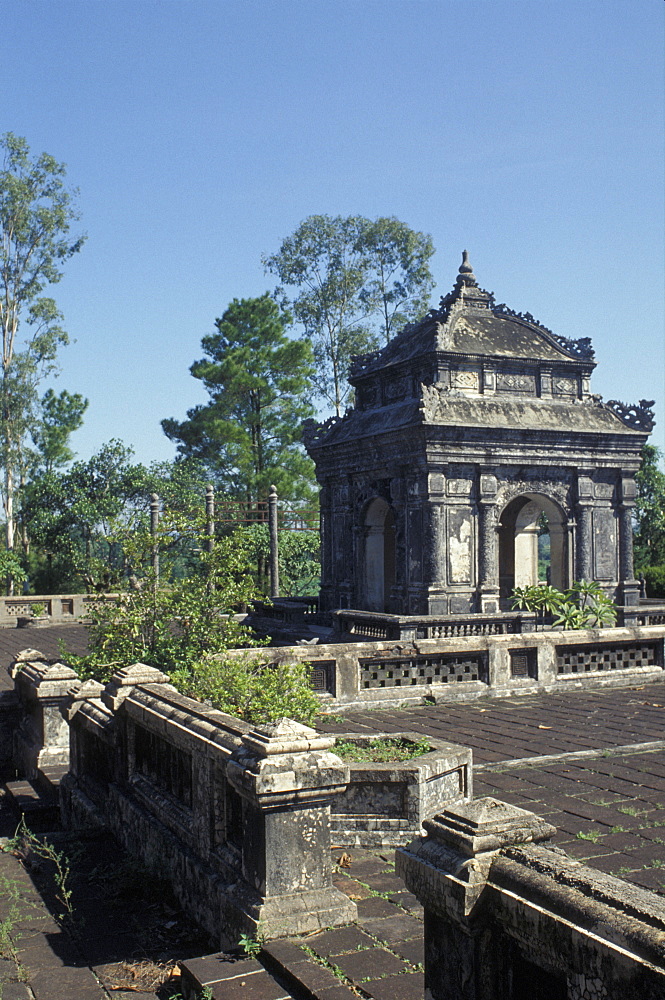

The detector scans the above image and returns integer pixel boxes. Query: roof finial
[459,250,474,275]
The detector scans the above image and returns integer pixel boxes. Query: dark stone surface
[330,947,407,980]
[361,972,425,1000]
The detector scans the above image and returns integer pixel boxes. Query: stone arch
[498,493,569,596]
[362,497,396,611]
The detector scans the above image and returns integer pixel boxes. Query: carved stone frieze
[452,370,479,391]
[447,479,474,496]
[496,373,536,393]
[497,478,572,515]
[552,377,577,395]
[383,377,409,402]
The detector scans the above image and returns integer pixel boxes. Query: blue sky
[4,0,664,464]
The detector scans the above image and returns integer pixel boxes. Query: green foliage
[65,522,320,726]
[162,294,317,505]
[634,444,665,571]
[642,564,665,599]
[31,388,88,474]
[238,928,263,958]
[0,133,85,569]
[6,819,76,928]
[0,549,27,586]
[177,654,320,726]
[334,735,431,763]
[22,439,152,592]
[264,214,434,414]
[510,580,617,629]
[236,523,320,596]
[66,536,260,683]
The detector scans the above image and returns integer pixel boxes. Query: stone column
[224,719,357,943]
[575,471,594,583]
[575,505,593,582]
[396,798,555,1000]
[618,476,639,607]
[478,471,499,612]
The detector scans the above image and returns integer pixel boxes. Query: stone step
[179,953,301,1000]
[2,776,60,831]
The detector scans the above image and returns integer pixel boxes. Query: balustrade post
[225,718,356,942]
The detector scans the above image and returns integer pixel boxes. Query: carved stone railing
[332,608,536,641]
[397,798,665,999]
[0,593,119,627]
[224,624,665,710]
[60,664,356,946]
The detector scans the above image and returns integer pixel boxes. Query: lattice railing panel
[360,653,488,690]
[556,642,662,675]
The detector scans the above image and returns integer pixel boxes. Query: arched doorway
[362,498,396,611]
[499,494,569,597]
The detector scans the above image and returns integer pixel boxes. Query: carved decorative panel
[447,479,473,496]
[496,373,536,393]
[447,507,474,584]
[452,370,479,390]
[553,377,577,395]
[593,509,617,581]
[384,377,408,401]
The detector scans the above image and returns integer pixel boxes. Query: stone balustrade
[397,797,665,999]
[225,624,665,710]
[60,664,356,946]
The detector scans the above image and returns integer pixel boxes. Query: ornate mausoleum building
[304,253,654,616]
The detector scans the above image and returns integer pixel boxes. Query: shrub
[171,655,320,726]
[510,580,617,629]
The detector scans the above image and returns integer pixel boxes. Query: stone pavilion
[304,253,655,616]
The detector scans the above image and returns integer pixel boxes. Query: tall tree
[356,216,435,344]
[31,388,88,474]
[0,133,85,584]
[22,440,151,592]
[634,444,665,571]
[162,294,316,505]
[263,214,434,414]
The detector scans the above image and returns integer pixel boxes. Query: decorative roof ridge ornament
[434,251,494,320]
[492,302,596,362]
[605,398,656,432]
[303,410,352,448]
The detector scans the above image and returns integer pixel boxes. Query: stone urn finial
[459,249,474,274]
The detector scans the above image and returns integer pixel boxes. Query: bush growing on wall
[64,526,321,725]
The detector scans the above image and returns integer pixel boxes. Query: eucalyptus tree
[0,133,85,585]
[264,214,434,414]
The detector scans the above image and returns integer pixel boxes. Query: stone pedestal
[12,652,80,778]
[224,719,357,942]
[396,798,555,1000]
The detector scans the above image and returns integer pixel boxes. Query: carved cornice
[303,413,350,448]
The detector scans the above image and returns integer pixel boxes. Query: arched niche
[499,493,569,596]
[362,497,396,611]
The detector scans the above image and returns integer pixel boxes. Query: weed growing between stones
[334,735,431,763]
[0,867,30,996]
[576,830,602,843]
[5,818,77,930]
[238,926,264,958]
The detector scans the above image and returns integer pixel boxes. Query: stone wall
[225,624,665,710]
[60,664,356,947]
